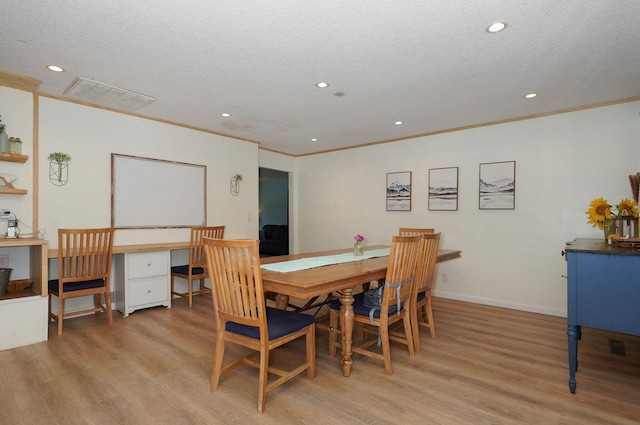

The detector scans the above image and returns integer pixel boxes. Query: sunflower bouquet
[586,197,638,229]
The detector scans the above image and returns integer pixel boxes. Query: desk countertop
[0,237,48,248]
[47,241,190,258]
[565,238,640,256]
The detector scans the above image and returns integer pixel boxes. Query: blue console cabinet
[564,238,640,393]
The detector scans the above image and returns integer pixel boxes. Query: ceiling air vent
[63,76,156,111]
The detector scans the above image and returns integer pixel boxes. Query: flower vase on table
[603,217,613,242]
[353,234,364,256]
[586,197,638,243]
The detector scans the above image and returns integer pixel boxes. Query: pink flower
[354,234,364,242]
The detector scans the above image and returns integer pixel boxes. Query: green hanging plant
[47,152,72,162]
[48,152,71,183]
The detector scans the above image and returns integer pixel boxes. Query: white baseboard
[433,290,566,318]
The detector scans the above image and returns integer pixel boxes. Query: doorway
[258,168,290,256]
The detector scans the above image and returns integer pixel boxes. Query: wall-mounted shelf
[0,152,29,194]
[0,188,28,195]
[0,152,28,163]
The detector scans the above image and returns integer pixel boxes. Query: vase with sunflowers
[586,197,638,242]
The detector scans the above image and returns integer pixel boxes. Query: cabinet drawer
[127,251,169,279]
[128,276,168,306]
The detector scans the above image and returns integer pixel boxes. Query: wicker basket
[7,279,32,292]
[611,217,639,238]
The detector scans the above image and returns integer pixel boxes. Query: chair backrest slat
[415,233,441,293]
[190,226,225,268]
[58,228,114,282]
[204,238,266,330]
[383,235,421,307]
[398,227,434,236]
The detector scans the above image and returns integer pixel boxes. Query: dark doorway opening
[258,168,289,256]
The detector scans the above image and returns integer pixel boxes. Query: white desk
[49,242,191,319]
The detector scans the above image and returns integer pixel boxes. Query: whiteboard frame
[111,153,207,229]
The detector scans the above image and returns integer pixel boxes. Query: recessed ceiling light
[316,82,329,88]
[394,121,403,125]
[47,65,64,72]
[221,112,231,117]
[310,138,318,142]
[486,22,507,33]
[524,93,537,99]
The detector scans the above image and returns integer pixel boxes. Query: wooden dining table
[260,245,461,377]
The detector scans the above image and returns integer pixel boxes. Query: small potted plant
[8,137,22,154]
[0,116,8,153]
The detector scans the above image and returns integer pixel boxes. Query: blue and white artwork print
[479,161,516,210]
[387,171,411,211]
[429,167,458,211]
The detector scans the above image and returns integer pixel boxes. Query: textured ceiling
[2,1,640,156]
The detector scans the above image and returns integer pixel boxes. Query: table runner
[260,248,390,273]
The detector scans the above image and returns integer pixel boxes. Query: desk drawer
[128,276,168,306]
[127,251,169,279]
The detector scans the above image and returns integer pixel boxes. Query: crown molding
[0,69,41,92]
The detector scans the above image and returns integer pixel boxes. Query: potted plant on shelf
[8,137,22,154]
[0,115,9,153]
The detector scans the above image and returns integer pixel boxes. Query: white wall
[38,97,260,248]
[0,88,35,281]
[293,101,640,316]
[0,87,34,237]
[6,84,640,318]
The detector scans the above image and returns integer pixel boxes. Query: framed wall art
[428,167,458,211]
[479,161,516,210]
[386,171,412,211]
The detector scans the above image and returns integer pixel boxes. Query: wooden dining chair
[203,237,316,414]
[398,227,434,236]
[171,225,225,308]
[410,232,441,352]
[328,235,421,375]
[48,228,114,335]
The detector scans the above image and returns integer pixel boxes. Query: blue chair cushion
[329,292,401,320]
[171,265,205,275]
[48,278,105,293]
[225,307,315,341]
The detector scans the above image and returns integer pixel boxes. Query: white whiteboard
[111,154,206,228]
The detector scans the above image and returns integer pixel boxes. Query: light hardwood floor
[1,296,639,424]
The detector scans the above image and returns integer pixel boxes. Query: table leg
[567,324,579,393]
[275,294,289,310]
[339,287,356,377]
